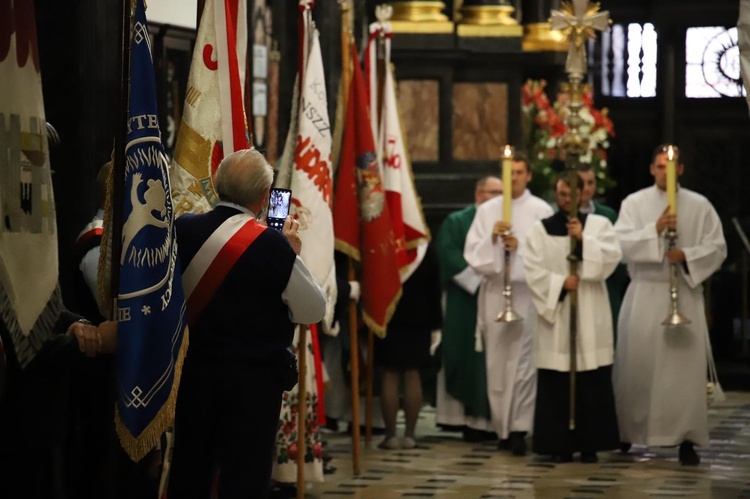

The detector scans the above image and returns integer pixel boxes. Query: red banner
[333,45,401,337]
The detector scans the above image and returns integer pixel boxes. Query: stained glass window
[685,27,745,98]
[600,24,657,98]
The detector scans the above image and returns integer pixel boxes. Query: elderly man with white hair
[168,149,326,498]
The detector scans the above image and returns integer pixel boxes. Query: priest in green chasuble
[436,177,503,440]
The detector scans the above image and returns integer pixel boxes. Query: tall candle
[666,145,677,215]
[502,145,513,222]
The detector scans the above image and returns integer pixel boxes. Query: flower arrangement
[521,79,616,198]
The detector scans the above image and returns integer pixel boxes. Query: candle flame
[667,146,675,161]
[504,145,512,158]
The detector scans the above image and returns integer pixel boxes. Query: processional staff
[549,0,610,430]
[336,0,362,476]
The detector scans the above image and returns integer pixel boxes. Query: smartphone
[267,188,292,230]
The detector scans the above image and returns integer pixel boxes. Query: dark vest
[72,228,105,324]
[176,206,297,363]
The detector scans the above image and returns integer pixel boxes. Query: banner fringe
[0,285,61,368]
[334,240,361,262]
[362,287,402,339]
[115,325,190,462]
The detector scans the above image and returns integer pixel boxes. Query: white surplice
[613,185,726,447]
[464,190,554,439]
[524,214,622,372]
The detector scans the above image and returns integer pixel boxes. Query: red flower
[307,420,320,434]
[287,443,298,460]
[583,91,594,108]
[522,80,551,110]
[547,110,567,138]
[282,420,295,436]
[312,441,323,459]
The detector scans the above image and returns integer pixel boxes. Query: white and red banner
[366,22,430,282]
[171,0,250,217]
[278,7,336,331]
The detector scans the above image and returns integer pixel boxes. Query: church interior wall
[29,0,750,375]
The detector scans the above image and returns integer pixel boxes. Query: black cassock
[530,211,620,456]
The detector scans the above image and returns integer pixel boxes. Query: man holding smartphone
[169,149,326,498]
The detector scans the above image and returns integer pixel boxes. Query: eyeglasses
[482,189,503,196]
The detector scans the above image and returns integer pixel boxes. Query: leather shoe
[679,441,700,466]
[580,452,598,463]
[619,442,632,454]
[510,432,527,456]
[551,453,573,463]
[497,438,511,450]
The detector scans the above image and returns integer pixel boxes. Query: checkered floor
[305,392,750,498]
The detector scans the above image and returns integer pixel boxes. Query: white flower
[600,159,607,168]
[580,108,595,124]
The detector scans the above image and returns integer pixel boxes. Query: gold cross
[550,0,610,76]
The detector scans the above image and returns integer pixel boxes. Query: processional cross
[550,0,610,76]
[549,0,610,431]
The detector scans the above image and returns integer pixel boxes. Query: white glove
[429,329,442,356]
[330,320,341,337]
[349,281,361,303]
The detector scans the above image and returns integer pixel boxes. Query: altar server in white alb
[464,152,554,455]
[614,145,727,466]
[524,174,621,463]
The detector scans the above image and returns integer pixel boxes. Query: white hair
[214,149,274,207]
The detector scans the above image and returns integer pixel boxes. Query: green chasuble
[436,205,491,420]
[593,201,628,337]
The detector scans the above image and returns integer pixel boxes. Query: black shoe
[619,442,632,454]
[679,441,700,466]
[510,432,527,456]
[580,452,598,463]
[497,438,511,450]
[463,427,483,443]
[268,483,296,499]
[325,417,338,432]
[551,453,574,463]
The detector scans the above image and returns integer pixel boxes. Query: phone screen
[267,188,291,230]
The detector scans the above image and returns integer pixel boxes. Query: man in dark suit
[168,148,326,498]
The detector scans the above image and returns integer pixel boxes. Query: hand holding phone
[282,216,302,255]
[267,188,291,230]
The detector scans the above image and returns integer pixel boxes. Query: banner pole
[347,260,361,474]
[365,328,374,445]
[296,325,308,499]
[110,0,134,312]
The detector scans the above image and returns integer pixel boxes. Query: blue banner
[115,0,188,461]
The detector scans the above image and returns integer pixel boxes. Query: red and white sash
[75,219,104,249]
[182,214,266,325]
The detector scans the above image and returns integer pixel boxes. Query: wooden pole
[365,328,374,444]
[110,0,134,309]
[347,260,361,475]
[296,325,307,499]
[567,151,580,432]
[743,249,749,356]
[296,7,311,493]
[363,20,388,448]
